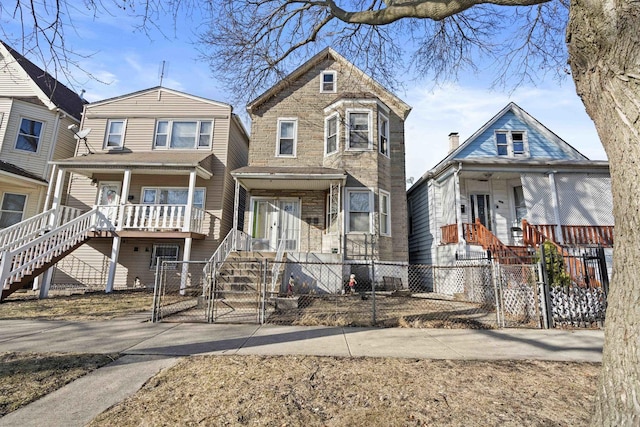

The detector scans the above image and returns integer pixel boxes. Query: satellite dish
[74,128,92,139]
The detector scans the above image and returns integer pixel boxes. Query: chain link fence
[152,258,542,328]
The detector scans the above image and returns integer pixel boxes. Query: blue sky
[1,6,607,182]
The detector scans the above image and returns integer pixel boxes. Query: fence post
[151,260,162,322]
[596,246,610,299]
[490,259,502,328]
[371,259,376,325]
[538,245,554,329]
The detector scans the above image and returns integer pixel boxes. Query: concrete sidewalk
[0,317,604,426]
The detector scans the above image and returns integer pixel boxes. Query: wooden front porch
[441,220,614,248]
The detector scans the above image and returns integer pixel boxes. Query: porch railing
[522,221,614,247]
[1,208,99,289]
[96,204,206,233]
[0,206,84,252]
[440,224,458,244]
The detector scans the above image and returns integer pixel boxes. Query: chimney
[448,132,460,153]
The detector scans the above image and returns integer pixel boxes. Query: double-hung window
[347,110,372,150]
[104,119,126,149]
[154,120,212,149]
[379,113,389,157]
[325,115,338,155]
[277,118,297,157]
[320,71,337,93]
[16,118,43,152]
[495,131,528,157]
[347,189,372,233]
[0,193,26,228]
[379,190,391,236]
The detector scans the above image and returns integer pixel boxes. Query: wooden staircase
[0,208,100,301]
[463,219,535,264]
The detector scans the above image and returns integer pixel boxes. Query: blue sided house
[407,102,613,266]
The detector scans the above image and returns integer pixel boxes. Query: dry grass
[90,355,599,427]
[0,290,154,320]
[0,352,118,416]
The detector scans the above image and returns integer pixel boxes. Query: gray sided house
[407,102,613,267]
[0,41,85,229]
[233,48,412,266]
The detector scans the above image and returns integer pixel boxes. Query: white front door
[97,182,121,224]
[251,198,300,251]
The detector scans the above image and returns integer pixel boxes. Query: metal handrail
[270,236,287,293]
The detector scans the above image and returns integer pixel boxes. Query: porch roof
[232,166,347,190]
[51,151,214,179]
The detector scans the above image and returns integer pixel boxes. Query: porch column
[105,236,121,293]
[454,167,464,248]
[48,168,65,228]
[117,169,132,231]
[43,164,58,213]
[233,178,240,231]
[180,237,193,295]
[548,172,564,244]
[183,169,196,232]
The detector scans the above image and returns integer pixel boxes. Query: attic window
[495,130,528,157]
[320,71,337,93]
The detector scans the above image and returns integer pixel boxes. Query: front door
[470,193,492,231]
[97,182,121,225]
[251,198,300,251]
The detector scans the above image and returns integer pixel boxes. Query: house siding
[248,57,409,262]
[455,111,585,160]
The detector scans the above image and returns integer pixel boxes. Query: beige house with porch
[43,87,249,292]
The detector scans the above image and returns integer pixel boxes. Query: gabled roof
[0,41,86,120]
[87,86,232,110]
[434,102,589,170]
[407,102,602,195]
[246,47,411,119]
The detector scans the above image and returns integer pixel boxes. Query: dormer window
[495,130,528,157]
[154,120,212,149]
[320,71,337,93]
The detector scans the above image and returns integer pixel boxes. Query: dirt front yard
[89,355,599,427]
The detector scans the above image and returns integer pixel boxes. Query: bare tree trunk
[567,1,640,424]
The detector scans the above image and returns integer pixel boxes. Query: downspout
[454,163,464,252]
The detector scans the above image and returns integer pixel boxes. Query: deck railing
[440,224,458,244]
[96,204,206,233]
[522,221,614,247]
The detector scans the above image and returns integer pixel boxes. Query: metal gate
[151,259,271,323]
[209,260,269,324]
[539,246,609,328]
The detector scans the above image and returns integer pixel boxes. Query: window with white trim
[150,244,180,268]
[379,190,391,236]
[154,120,212,149]
[104,119,126,149]
[16,118,43,152]
[495,130,528,157]
[346,189,372,233]
[0,193,26,228]
[347,110,372,150]
[320,71,337,93]
[141,188,205,209]
[276,118,297,157]
[325,115,338,155]
[379,113,389,157]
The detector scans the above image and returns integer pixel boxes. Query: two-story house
[407,102,613,268]
[36,87,249,293]
[231,48,411,274]
[0,41,84,228]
